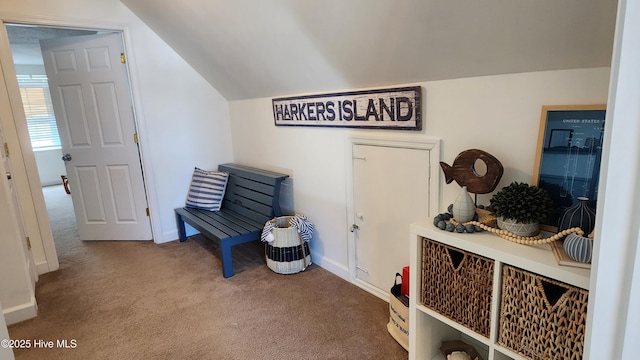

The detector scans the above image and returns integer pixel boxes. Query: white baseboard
[36,261,50,275]
[311,255,350,281]
[157,229,178,244]
[41,180,63,187]
[307,252,390,302]
[158,224,198,244]
[3,296,37,325]
[311,256,390,302]
[353,278,390,302]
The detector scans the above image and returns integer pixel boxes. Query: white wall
[0,152,36,325]
[0,0,234,274]
[33,149,65,186]
[229,67,610,278]
[0,300,15,360]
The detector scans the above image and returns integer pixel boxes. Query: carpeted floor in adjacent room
[8,185,408,360]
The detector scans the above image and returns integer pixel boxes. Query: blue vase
[563,233,593,263]
[557,197,596,234]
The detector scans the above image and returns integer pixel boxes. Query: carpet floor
[7,186,408,359]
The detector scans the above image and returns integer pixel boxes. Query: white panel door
[40,33,151,240]
[352,144,430,297]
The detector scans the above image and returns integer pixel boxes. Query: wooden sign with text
[272,86,422,130]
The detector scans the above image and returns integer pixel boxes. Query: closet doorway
[347,136,440,300]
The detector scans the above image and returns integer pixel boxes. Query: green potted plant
[489,181,555,236]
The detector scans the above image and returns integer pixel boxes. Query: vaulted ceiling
[121,0,617,101]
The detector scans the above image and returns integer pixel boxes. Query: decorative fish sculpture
[440,149,504,194]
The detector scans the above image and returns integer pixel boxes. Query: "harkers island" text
[272,86,422,130]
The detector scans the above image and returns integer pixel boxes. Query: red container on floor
[401,266,410,296]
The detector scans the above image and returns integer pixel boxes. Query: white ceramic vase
[452,186,476,223]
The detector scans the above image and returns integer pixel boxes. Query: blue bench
[175,163,289,278]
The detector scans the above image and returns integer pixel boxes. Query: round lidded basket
[264,216,312,274]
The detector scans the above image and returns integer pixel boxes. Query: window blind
[17,74,62,151]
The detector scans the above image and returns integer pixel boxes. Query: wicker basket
[498,265,589,360]
[421,238,494,337]
[265,216,312,274]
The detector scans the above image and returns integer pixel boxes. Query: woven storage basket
[499,265,589,360]
[265,216,312,274]
[421,238,494,337]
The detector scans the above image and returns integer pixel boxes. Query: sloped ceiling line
[120,0,616,101]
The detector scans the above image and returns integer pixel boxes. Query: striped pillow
[185,167,229,211]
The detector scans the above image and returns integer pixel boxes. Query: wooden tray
[550,240,591,269]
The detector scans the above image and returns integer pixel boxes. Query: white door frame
[345,135,441,299]
[585,0,640,357]
[0,17,158,273]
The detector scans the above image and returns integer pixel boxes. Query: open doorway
[6,25,98,261]
[5,23,152,264]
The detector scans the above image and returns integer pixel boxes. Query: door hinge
[133,133,139,144]
[3,142,9,157]
[26,237,31,250]
[146,208,150,216]
[121,53,126,64]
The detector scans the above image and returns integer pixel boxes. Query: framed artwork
[532,104,606,231]
[272,86,422,130]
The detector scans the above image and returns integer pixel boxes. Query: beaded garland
[433,212,584,245]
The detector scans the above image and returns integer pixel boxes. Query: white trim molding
[2,294,37,326]
[345,135,441,296]
[585,0,640,358]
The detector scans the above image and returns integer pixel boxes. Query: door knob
[62,154,72,162]
[5,172,10,180]
[350,224,359,232]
